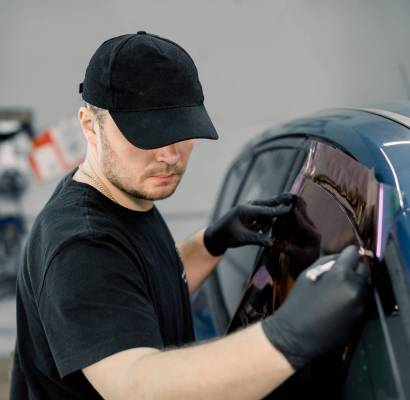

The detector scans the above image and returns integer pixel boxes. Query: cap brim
[109,104,218,150]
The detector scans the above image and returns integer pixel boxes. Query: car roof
[250,102,410,201]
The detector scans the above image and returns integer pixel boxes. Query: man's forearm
[83,247,367,400]
[130,323,294,400]
[177,228,223,292]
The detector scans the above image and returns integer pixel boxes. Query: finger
[249,193,295,207]
[242,230,274,247]
[334,245,360,272]
[243,204,292,219]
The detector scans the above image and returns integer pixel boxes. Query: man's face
[96,112,195,201]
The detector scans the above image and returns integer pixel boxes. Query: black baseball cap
[79,31,218,150]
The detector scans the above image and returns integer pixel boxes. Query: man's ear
[78,106,97,146]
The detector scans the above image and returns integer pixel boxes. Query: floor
[0,355,11,400]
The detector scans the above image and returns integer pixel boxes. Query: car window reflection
[237,149,301,203]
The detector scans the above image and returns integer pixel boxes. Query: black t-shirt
[10,170,195,399]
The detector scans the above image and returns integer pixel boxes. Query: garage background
[1,0,410,397]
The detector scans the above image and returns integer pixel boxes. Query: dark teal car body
[192,103,410,399]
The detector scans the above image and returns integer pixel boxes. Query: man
[10,32,369,399]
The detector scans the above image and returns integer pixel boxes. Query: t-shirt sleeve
[38,237,164,379]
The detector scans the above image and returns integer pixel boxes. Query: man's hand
[275,196,321,278]
[261,245,370,370]
[203,193,295,256]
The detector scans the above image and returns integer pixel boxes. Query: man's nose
[155,144,181,165]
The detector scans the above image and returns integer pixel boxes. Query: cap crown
[81,32,204,112]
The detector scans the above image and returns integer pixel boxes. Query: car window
[228,180,359,332]
[217,148,303,318]
[213,157,251,220]
[237,148,301,203]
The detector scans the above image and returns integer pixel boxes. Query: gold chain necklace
[77,163,118,204]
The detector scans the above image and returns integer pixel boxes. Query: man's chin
[148,177,181,200]
[150,187,178,201]
[136,183,179,201]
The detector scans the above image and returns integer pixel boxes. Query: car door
[223,140,408,399]
[343,238,410,400]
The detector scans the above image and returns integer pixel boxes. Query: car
[192,103,410,399]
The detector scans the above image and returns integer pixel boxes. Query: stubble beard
[100,130,183,201]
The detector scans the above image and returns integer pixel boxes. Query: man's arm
[83,322,293,400]
[83,246,369,400]
[177,228,223,293]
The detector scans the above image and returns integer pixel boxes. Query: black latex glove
[261,245,370,370]
[276,197,321,278]
[203,193,295,256]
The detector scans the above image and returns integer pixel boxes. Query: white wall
[2,0,410,240]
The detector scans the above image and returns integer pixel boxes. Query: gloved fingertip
[335,245,360,270]
[278,192,297,205]
[345,245,360,260]
[274,204,293,215]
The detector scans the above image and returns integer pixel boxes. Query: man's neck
[73,159,154,212]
